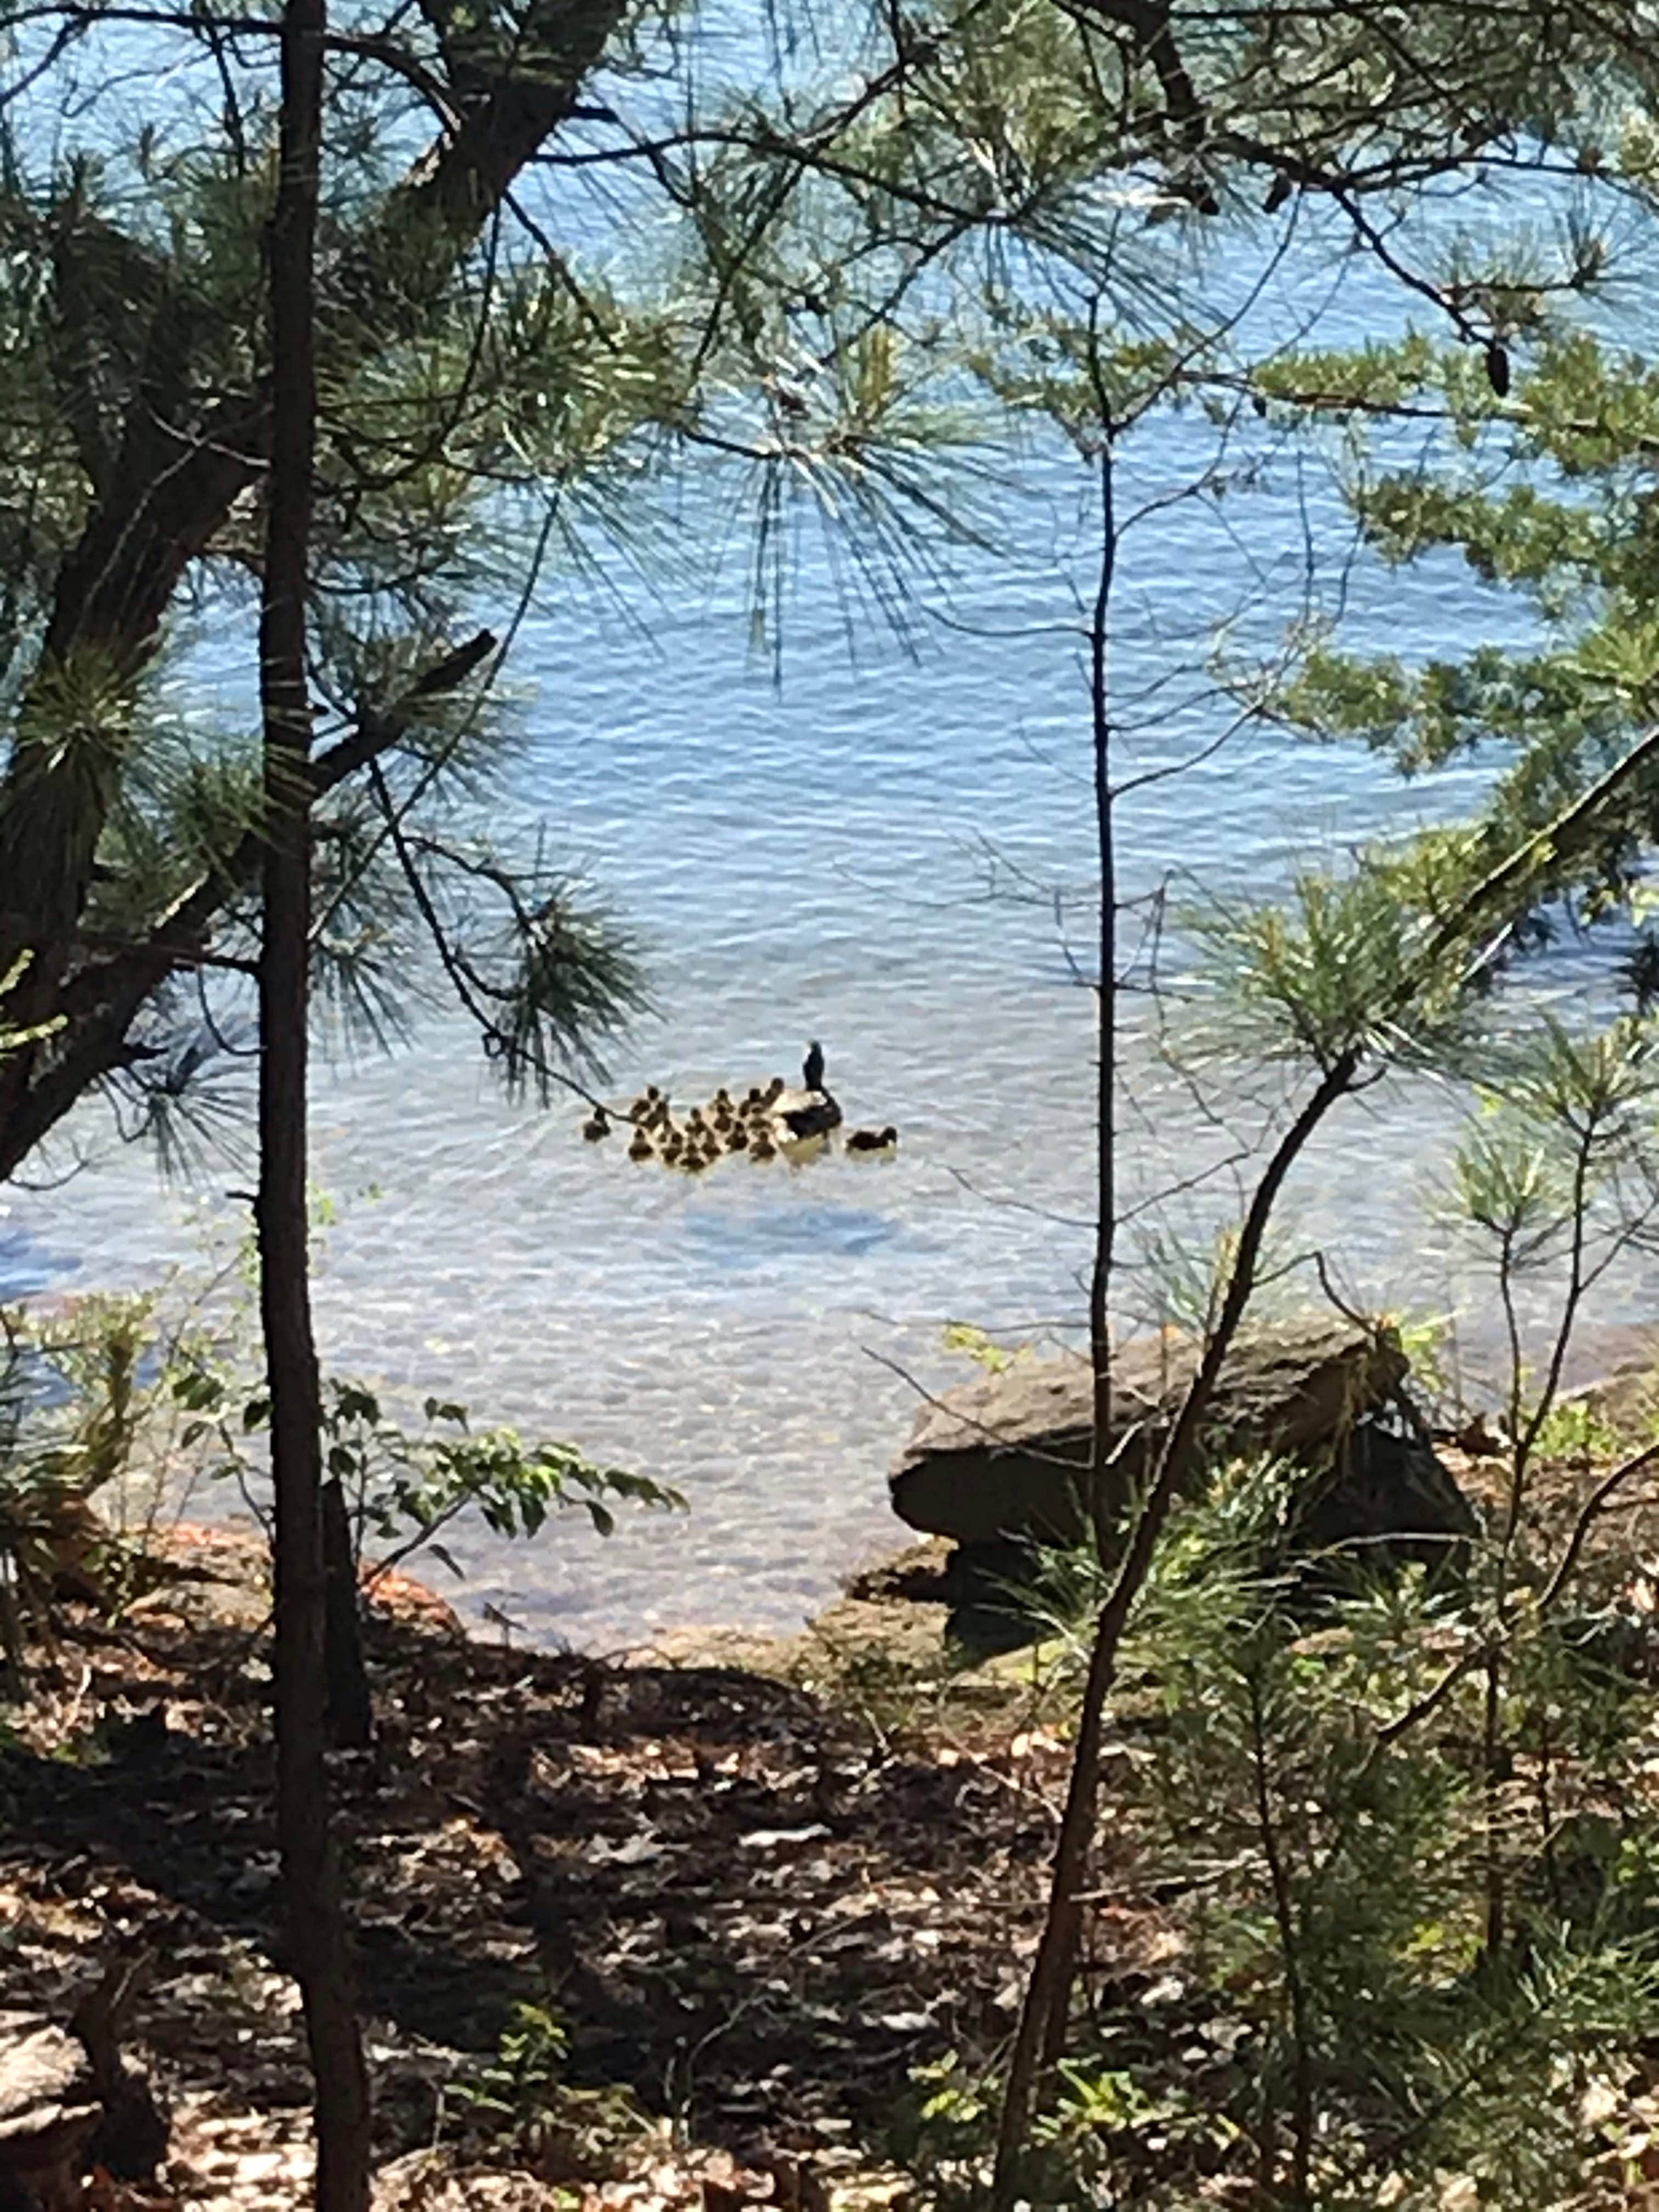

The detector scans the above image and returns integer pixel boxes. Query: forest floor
[0,1528,1153,2211]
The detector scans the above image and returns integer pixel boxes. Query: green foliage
[1189,848,1482,1075]
[0,1284,242,1685]
[1527,1395,1617,1465]
[1262,313,1659,947]
[1006,1453,1659,2208]
[452,2000,645,2179]
[0,1228,681,1680]
[454,2002,571,2129]
[1387,1310,1454,1407]
[940,1322,1029,1374]
[1438,1011,1659,1464]
[231,1378,685,1581]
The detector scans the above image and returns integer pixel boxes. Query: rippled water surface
[5,275,1651,1643]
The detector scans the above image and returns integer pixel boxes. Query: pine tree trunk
[992,425,1119,2196]
[258,0,372,2204]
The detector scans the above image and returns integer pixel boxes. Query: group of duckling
[580,1042,899,1172]
[583,1077,793,1171]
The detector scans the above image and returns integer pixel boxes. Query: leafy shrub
[230,1379,684,1584]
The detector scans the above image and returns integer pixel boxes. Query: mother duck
[770,1038,841,1140]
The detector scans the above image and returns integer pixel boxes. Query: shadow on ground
[0,1595,1059,2160]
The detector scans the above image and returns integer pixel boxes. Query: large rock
[1290,1412,1476,1579]
[890,1319,1410,1548]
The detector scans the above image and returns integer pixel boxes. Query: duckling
[763,1076,785,1106]
[683,1146,710,1173]
[582,1105,611,1142]
[725,1122,751,1152]
[845,1125,899,1153]
[751,1128,777,1161]
[628,1127,654,1163]
[627,1088,656,1119]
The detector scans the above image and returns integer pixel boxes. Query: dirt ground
[0,1531,1131,2210]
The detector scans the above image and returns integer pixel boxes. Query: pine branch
[0,0,626,1132]
[0,630,495,1179]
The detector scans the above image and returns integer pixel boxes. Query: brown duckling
[628,1126,654,1163]
[582,1105,611,1142]
[845,1125,899,1153]
[726,1122,751,1152]
[763,1076,785,1106]
[751,1128,777,1162]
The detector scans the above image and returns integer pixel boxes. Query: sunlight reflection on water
[5,343,1653,1643]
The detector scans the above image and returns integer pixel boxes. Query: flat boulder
[890,1319,1410,1548]
[1291,1413,1476,1579]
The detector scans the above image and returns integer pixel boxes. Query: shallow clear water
[4,235,1651,1645]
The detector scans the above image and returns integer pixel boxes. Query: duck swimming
[772,1084,842,1140]
[628,1128,654,1163]
[846,1125,898,1153]
[582,1105,611,1142]
[751,1128,776,1161]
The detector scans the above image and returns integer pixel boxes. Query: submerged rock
[889,1319,1413,1549]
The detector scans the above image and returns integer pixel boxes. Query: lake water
[2,168,1650,1644]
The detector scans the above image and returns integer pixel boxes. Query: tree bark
[258,0,373,2204]
[994,407,1122,2186]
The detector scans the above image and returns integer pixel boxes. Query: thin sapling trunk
[258,1,373,2202]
